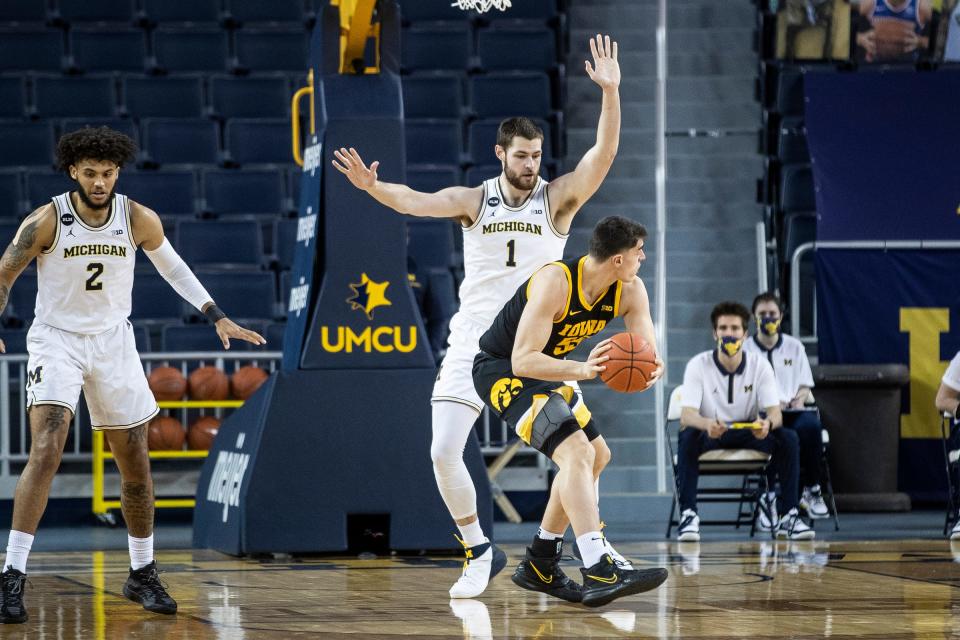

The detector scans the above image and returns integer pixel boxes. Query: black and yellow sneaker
[0,568,27,623]
[123,561,177,614]
[511,544,583,603]
[580,555,668,608]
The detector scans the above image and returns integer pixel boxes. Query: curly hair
[56,126,137,173]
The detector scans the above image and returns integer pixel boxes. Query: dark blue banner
[805,71,960,242]
[817,249,960,498]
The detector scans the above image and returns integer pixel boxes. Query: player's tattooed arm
[0,205,56,323]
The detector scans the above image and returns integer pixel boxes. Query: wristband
[204,304,226,323]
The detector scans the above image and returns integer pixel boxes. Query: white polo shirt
[743,333,815,404]
[681,350,780,423]
[943,351,960,392]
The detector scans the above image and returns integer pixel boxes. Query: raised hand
[332,147,380,191]
[584,33,619,90]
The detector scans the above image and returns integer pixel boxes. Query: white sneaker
[605,541,633,570]
[757,492,778,532]
[677,509,700,542]
[449,599,493,640]
[951,517,960,541]
[800,485,830,519]
[449,539,508,599]
[776,508,815,540]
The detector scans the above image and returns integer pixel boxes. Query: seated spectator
[676,301,814,542]
[744,292,829,524]
[936,349,960,539]
[856,0,933,62]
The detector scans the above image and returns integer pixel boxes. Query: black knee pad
[530,393,581,458]
[582,419,601,442]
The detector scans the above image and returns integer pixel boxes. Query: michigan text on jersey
[63,244,128,259]
[481,221,543,235]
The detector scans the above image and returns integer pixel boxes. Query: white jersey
[680,350,780,423]
[943,351,960,392]
[743,333,815,404]
[35,192,137,334]
[456,176,567,327]
[945,3,960,61]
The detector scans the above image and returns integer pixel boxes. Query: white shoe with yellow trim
[449,538,508,599]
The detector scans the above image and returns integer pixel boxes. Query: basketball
[231,366,269,400]
[188,366,230,401]
[188,416,221,450]
[148,366,187,402]
[599,332,658,393]
[147,416,185,451]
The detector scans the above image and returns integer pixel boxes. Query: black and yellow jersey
[478,255,622,360]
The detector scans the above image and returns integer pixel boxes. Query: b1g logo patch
[61,213,74,226]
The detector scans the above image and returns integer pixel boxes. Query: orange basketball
[148,366,187,401]
[599,332,658,393]
[147,416,185,451]
[231,366,269,400]
[188,366,229,401]
[188,415,221,450]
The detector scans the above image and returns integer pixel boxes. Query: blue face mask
[757,314,781,337]
[717,335,744,357]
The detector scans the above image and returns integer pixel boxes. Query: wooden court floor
[9,539,960,639]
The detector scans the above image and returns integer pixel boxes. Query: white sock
[537,528,563,540]
[457,520,486,547]
[3,530,34,573]
[128,534,154,570]
[576,531,607,568]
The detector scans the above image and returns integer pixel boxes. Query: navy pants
[767,410,824,490]
[676,427,801,514]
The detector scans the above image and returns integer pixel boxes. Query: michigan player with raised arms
[334,34,632,598]
[0,127,265,623]
[472,216,667,606]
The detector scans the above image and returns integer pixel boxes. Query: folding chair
[801,394,840,531]
[664,386,773,539]
[942,412,958,536]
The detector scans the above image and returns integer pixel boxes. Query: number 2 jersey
[455,176,567,328]
[35,192,137,334]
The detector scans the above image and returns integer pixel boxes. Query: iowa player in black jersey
[473,216,667,607]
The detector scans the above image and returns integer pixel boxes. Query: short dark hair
[56,126,137,174]
[588,216,647,261]
[751,291,782,314]
[496,117,544,150]
[710,301,750,330]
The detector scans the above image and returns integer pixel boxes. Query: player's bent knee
[592,437,611,470]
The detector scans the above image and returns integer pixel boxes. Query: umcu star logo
[346,273,392,319]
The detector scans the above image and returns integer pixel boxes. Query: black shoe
[511,545,583,603]
[123,562,177,614]
[580,555,668,608]
[0,568,27,624]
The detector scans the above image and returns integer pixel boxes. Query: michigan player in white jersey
[333,34,642,599]
[0,127,265,623]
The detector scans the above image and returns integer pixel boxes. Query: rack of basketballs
[92,360,273,523]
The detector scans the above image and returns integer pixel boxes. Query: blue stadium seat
[288,168,301,208]
[56,0,136,23]
[0,76,27,118]
[408,219,456,269]
[464,164,500,186]
[129,271,184,322]
[209,74,290,119]
[273,218,297,270]
[0,171,22,214]
[162,322,256,352]
[224,119,289,165]
[226,0,305,25]
[401,25,472,72]
[482,0,557,22]
[0,1,49,23]
[0,121,55,168]
[122,75,204,118]
[777,117,809,164]
[780,164,815,213]
[405,119,462,165]
[470,72,551,118]
[775,66,805,117]
[121,171,198,217]
[203,168,285,216]
[193,269,277,320]
[403,73,463,118]
[425,266,456,358]
[0,220,18,245]
[132,324,150,352]
[8,271,36,322]
[153,28,230,73]
[70,28,147,72]
[278,269,291,308]
[33,75,117,119]
[25,172,73,210]
[0,30,64,72]
[142,119,220,166]
[477,27,556,70]
[60,118,138,143]
[467,117,552,162]
[407,165,460,193]
[141,0,222,25]
[234,29,309,72]
[176,220,265,268]
[783,211,817,263]
[395,1,466,22]
[264,321,286,346]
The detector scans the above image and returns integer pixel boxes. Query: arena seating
[122,75,205,118]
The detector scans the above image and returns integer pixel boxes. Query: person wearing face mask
[744,292,829,527]
[675,301,813,541]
